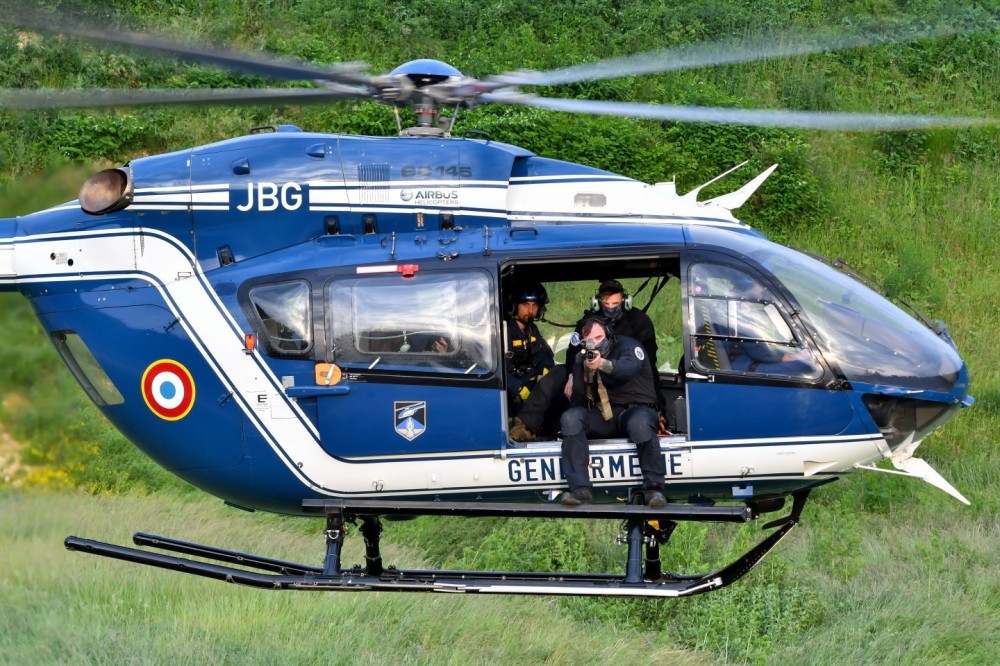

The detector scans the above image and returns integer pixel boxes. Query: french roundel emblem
[141,360,196,421]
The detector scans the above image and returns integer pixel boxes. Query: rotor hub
[384,60,465,137]
[389,59,463,87]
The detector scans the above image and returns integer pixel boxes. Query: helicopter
[0,11,983,598]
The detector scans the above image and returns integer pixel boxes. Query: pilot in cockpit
[722,274,816,376]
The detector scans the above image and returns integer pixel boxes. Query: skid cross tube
[64,493,808,598]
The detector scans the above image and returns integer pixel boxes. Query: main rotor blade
[5,9,372,85]
[496,22,965,87]
[0,86,368,110]
[482,92,994,131]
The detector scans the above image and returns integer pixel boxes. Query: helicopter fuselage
[0,127,971,514]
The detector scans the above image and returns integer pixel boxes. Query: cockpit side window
[327,270,495,376]
[689,263,821,380]
[248,280,312,355]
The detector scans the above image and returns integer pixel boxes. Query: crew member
[511,278,664,443]
[559,316,666,507]
[565,280,660,402]
[505,284,555,418]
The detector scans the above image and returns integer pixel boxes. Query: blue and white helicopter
[0,15,980,597]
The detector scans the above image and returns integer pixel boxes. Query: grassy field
[3,2,1000,664]
[2,482,998,664]
[0,490,717,666]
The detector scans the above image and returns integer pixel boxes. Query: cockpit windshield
[743,242,963,392]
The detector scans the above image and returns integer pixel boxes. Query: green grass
[387,473,1000,664]
[4,485,996,664]
[3,1,1000,664]
[0,490,715,666]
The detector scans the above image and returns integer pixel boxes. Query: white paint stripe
[191,192,230,203]
[0,245,13,277]
[133,195,191,203]
[509,175,633,182]
[356,264,399,274]
[507,214,741,227]
[309,190,350,205]
[134,183,229,193]
[307,205,509,219]
[337,432,880,463]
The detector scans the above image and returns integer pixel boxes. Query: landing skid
[64,491,810,598]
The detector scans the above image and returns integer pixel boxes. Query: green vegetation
[2,1,1000,664]
[1,491,713,665]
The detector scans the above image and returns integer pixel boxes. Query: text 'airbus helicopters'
[0,10,984,597]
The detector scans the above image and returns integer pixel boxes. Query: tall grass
[0,491,713,666]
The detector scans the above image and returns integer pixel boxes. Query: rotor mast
[382,59,465,137]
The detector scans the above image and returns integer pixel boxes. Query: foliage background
[2,1,999,664]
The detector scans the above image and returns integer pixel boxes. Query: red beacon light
[397,264,419,279]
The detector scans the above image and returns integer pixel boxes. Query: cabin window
[689,263,820,380]
[51,331,125,406]
[327,270,495,376]
[249,280,312,354]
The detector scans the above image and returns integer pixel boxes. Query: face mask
[595,336,613,357]
[600,303,623,321]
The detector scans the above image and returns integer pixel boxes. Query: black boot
[560,487,593,506]
[645,489,666,508]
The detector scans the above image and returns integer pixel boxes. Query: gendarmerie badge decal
[394,401,427,441]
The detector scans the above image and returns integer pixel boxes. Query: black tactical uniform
[505,317,554,415]
[515,307,661,439]
[560,330,664,498]
[565,306,661,407]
